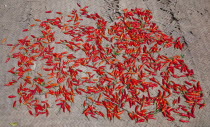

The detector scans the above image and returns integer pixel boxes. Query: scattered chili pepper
[4,4,205,124]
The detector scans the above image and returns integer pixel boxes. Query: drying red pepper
[4,3,205,124]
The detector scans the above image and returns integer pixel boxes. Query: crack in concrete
[19,2,33,25]
[22,8,32,24]
[157,0,200,70]
[159,0,171,5]
[104,0,121,22]
[159,5,188,46]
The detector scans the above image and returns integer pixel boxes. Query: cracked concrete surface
[0,0,210,127]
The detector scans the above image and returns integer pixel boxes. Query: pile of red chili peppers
[5,4,205,123]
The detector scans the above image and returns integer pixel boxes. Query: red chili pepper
[4,6,205,123]
[29,110,33,115]
[8,95,16,98]
[45,10,52,13]
[13,101,17,108]
[45,83,59,89]
[5,57,11,63]
[179,119,190,123]
[56,12,62,14]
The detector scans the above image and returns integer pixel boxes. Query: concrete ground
[0,0,210,127]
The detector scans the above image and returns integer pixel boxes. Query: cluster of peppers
[5,4,205,123]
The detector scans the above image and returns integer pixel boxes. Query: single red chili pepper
[179,119,190,123]
[8,95,16,98]
[29,110,33,115]
[45,11,52,13]
[13,101,17,108]
[56,12,62,14]
[22,29,29,32]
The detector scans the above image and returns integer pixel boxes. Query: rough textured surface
[0,0,210,127]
